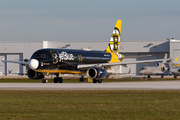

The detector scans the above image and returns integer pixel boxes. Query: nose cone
[29,59,39,70]
[139,70,143,74]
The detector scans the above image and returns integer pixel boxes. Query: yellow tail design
[176,56,178,62]
[106,20,122,53]
[174,56,180,67]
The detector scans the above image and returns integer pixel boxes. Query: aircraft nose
[29,59,39,70]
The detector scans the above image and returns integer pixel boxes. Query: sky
[0,0,180,41]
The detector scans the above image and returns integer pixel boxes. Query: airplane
[139,54,170,78]
[2,20,170,83]
[168,57,180,78]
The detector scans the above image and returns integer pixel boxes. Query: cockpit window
[35,54,48,58]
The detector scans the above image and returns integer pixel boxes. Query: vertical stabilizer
[162,54,167,65]
[106,20,122,53]
[157,54,167,67]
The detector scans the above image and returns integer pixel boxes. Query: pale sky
[0,0,180,41]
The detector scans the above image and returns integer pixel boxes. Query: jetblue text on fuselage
[57,51,74,62]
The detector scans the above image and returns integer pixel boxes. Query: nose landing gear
[42,78,48,83]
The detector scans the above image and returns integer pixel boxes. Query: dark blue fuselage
[30,48,112,70]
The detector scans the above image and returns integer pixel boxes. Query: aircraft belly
[35,69,85,74]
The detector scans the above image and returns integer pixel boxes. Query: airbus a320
[2,20,170,83]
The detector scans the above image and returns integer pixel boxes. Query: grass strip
[0,90,180,119]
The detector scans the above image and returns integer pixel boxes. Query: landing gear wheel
[79,78,84,82]
[98,79,102,83]
[93,79,97,83]
[148,75,151,78]
[58,77,63,83]
[42,79,48,83]
[54,77,58,83]
[174,75,177,78]
[161,75,164,78]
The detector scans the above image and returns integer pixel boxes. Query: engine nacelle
[27,69,44,79]
[161,67,167,72]
[156,63,161,66]
[87,67,107,79]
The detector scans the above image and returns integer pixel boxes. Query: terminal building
[0,39,179,76]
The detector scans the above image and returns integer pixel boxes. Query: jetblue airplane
[2,20,170,83]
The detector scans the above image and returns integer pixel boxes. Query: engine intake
[156,63,160,66]
[161,67,167,72]
[87,67,107,79]
[27,69,44,79]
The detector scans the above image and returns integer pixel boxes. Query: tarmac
[0,74,180,90]
[0,80,180,90]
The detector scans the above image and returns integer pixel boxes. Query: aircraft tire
[161,75,164,78]
[148,75,151,78]
[54,77,58,83]
[93,79,97,83]
[98,79,102,83]
[79,78,84,82]
[42,79,45,83]
[42,79,48,83]
[174,75,177,78]
[58,77,63,83]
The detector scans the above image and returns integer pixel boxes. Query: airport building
[0,39,179,76]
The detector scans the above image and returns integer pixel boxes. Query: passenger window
[35,54,41,58]
[35,54,48,58]
[41,54,48,58]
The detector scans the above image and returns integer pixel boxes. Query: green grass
[0,77,179,83]
[0,90,180,119]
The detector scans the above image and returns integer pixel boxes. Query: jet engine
[86,67,107,79]
[27,69,44,79]
[156,63,161,66]
[161,67,167,72]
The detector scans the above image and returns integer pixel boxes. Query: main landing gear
[54,77,63,83]
[54,74,63,83]
[79,76,85,82]
[93,79,102,83]
[42,73,64,83]
[79,76,102,83]
[42,74,102,83]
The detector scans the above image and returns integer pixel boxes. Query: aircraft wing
[119,55,152,59]
[1,59,29,65]
[77,58,170,69]
[155,73,173,76]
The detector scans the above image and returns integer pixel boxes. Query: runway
[0,80,180,90]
